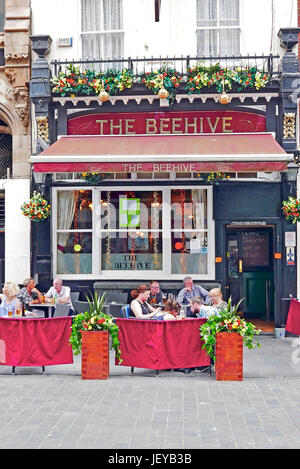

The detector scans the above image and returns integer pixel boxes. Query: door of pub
[225,227,274,320]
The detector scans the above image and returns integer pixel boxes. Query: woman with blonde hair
[0,282,21,316]
[129,284,163,319]
[208,288,227,312]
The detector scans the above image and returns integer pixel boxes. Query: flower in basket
[282,197,300,224]
[69,291,122,363]
[199,297,261,360]
[80,171,107,184]
[197,172,230,185]
[140,66,182,103]
[21,191,51,222]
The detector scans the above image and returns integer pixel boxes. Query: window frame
[52,185,215,280]
[196,0,241,57]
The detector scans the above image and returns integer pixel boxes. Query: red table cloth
[0,317,73,366]
[286,299,300,336]
[115,318,210,369]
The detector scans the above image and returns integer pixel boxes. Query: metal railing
[51,53,281,79]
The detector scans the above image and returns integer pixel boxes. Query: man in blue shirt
[176,277,210,317]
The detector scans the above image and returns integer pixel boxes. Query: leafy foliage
[282,197,300,224]
[21,191,51,222]
[199,297,261,359]
[69,291,122,363]
[197,172,230,185]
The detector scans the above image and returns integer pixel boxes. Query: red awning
[31,133,291,173]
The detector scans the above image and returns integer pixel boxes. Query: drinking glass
[8,306,13,317]
[15,307,21,318]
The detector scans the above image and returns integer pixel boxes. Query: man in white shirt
[45,278,74,315]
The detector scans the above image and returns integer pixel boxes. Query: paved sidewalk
[0,334,300,449]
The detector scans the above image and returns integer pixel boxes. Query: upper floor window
[0,0,5,32]
[196,0,240,56]
[81,0,124,67]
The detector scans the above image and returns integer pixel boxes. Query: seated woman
[208,288,227,313]
[17,277,43,311]
[130,284,163,319]
[0,282,21,316]
[163,299,180,320]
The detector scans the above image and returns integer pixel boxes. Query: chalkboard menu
[241,232,269,268]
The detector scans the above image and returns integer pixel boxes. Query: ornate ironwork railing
[51,54,281,79]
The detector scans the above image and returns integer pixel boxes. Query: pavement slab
[0,334,300,449]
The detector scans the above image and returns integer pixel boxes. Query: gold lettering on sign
[110,119,123,134]
[125,119,136,134]
[207,117,220,133]
[160,118,170,134]
[172,118,182,134]
[146,119,157,134]
[184,117,197,133]
[96,119,108,134]
[222,117,233,133]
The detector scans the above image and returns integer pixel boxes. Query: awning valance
[30,133,292,173]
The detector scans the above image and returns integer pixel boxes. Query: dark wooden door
[225,228,274,319]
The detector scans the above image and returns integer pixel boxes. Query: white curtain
[196,0,240,56]
[57,191,77,248]
[81,0,124,66]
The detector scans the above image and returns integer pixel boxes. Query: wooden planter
[215,332,243,381]
[81,330,109,380]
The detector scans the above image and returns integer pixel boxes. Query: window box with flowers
[69,292,122,379]
[282,197,300,224]
[80,172,108,184]
[21,191,51,222]
[196,172,230,185]
[199,298,261,380]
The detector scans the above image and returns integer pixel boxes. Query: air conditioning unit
[58,37,73,47]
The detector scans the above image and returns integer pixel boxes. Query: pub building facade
[29,29,300,327]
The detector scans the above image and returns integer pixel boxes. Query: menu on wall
[241,232,269,268]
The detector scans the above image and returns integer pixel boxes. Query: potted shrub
[69,292,122,379]
[199,298,261,381]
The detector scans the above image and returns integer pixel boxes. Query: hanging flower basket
[196,172,230,185]
[21,191,51,222]
[282,197,300,224]
[80,172,107,184]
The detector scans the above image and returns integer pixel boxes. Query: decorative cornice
[53,92,279,107]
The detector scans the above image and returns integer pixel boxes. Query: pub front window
[53,186,213,279]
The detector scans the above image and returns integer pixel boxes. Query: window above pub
[0,0,4,33]
[196,0,240,56]
[81,0,124,69]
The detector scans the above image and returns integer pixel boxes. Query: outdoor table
[30,303,54,318]
[0,317,73,373]
[115,317,210,373]
[286,298,300,335]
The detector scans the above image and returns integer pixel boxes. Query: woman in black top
[129,284,163,319]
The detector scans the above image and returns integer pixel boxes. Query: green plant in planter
[197,172,230,185]
[80,171,107,184]
[199,297,261,359]
[69,291,122,363]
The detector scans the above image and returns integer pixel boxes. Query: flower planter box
[81,330,109,380]
[215,332,243,381]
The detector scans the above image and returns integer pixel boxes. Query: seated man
[148,281,164,305]
[177,277,210,317]
[45,278,74,316]
[190,296,216,319]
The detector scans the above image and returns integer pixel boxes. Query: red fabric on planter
[115,318,210,369]
[0,317,73,366]
[286,299,300,336]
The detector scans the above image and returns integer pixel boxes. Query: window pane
[57,190,92,230]
[197,0,217,27]
[196,29,218,56]
[100,190,162,231]
[171,232,208,274]
[171,189,207,230]
[57,232,92,274]
[0,0,4,32]
[219,0,239,25]
[101,231,162,270]
[219,28,240,55]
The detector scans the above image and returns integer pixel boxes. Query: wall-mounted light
[287,161,298,194]
[33,171,46,184]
